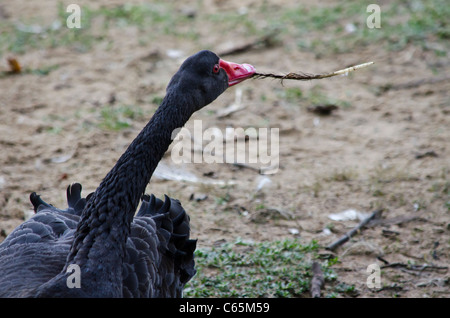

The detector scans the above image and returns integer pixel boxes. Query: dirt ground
[0,0,448,297]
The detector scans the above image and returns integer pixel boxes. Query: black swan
[0,50,255,297]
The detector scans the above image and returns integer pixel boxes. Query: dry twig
[378,74,450,94]
[377,257,448,276]
[366,212,426,228]
[326,209,383,251]
[218,31,279,56]
[310,262,324,298]
[252,61,374,84]
[381,263,448,272]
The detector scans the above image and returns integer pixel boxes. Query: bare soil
[0,0,448,298]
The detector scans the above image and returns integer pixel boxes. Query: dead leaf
[7,57,21,74]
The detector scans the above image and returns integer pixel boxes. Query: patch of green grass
[96,3,190,33]
[215,193,231,206]
[279,85,351,109]
[46,126,63,135]
[150,95,164,106]
[326,167,359,182]
[282,87,303,103]
[329,282,359,298]
[0,2,102,55]
[305,180,323,198]
[0,63,60,78]
[206,11,261,37]
[98,104,144,131]
[274,0,449,56]
[427,180,450,211]
[1,1,447,58]
[184,238,341,298]
[403,0,450,41]
[90,2,201,41]
[28,64,60,76]
[0,2,196,57]
[98,3,152,27]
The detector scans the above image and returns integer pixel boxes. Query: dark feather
[0,184,196,297]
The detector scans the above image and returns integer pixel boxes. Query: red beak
[219,59,256,87]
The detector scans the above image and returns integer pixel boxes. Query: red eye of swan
[213,64,220,74]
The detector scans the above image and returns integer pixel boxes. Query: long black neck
[63,91,194,296]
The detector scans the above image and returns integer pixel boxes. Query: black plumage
[0,50,254,297]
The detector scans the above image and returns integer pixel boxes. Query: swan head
[166,50,255,111]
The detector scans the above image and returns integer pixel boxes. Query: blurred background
[0,0,448,297]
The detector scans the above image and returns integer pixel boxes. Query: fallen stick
[380,262,448,273]
[326,209,383,251]
[366,212,426,228]
[252,61,374,84]
[379,74,450,93]
[230,162,261,173]
[310,262,324,298]
[218,31,279,56]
